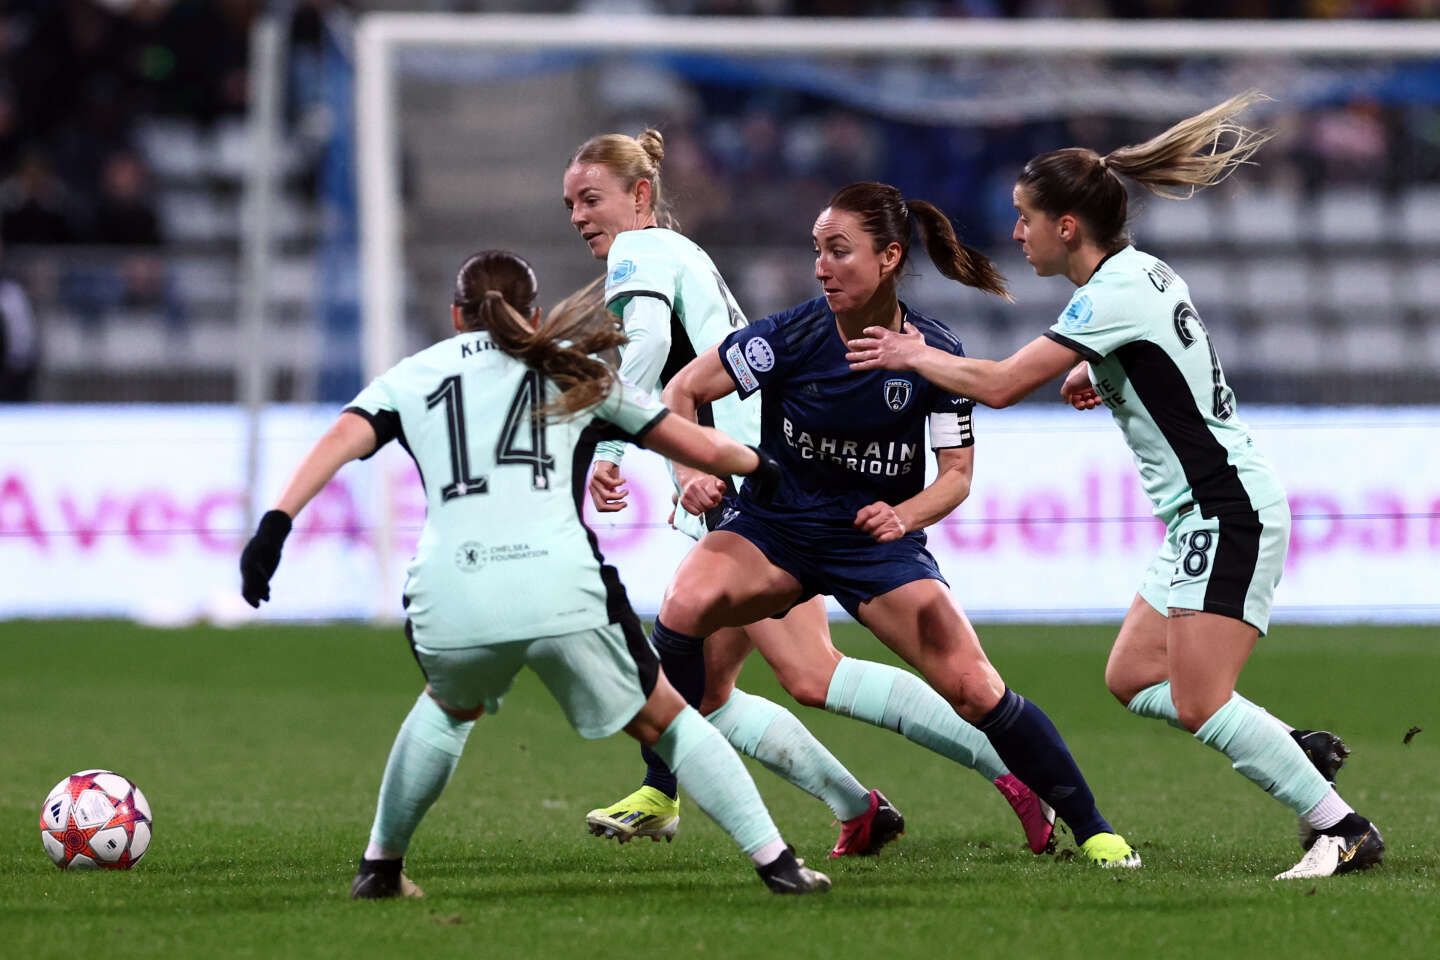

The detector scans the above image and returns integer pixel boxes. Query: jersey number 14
[426,371,556,501]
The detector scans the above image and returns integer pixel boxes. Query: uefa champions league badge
[609,259,637,284]
[744,336,775,372]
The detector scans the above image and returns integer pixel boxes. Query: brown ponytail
[1017,91,1273,251]
[827,181,1009,300]
[907,198,1011,301]
[454,251,625,417]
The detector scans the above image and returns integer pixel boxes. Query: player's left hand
[845,322,925,372]
[239,509,293,607]
[678,471,727,516]
[1060,361,1102,410]
[854,501,906,543]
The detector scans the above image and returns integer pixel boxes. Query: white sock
[363,842,403,861]
[1301,787,1354,831]
[750,837,789,868]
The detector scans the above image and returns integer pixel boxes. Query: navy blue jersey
[717,296,975,528]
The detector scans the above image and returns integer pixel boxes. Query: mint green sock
[1126,681,1183,728]
[825,657,1008,782]
[1193,694,1331,815]
[368,693,474,854]
[653,706,782,856]
[707,689,871,821]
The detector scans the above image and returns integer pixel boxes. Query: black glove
[744,445,782,505]
[240,510,293,608]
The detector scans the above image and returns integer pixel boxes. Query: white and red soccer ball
[39,770,152,870]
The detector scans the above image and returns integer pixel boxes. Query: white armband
[928,407,974,449]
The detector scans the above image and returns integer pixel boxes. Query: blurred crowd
[448,0,1440,17]
[1,0,1436,402]
[0,0,346,399]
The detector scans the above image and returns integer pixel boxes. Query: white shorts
[1139,499,1290,636]
[410,622,659,740]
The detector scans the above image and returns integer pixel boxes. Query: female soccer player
[656,180,1138,868]
[565,131,1054,858]
[237,250,830,897]
[845,92,1383,881]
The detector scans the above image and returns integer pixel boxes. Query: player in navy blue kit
[569,133,1055,859]
[657,182,1138,867]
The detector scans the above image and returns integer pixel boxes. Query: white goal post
[355,13,1440,386]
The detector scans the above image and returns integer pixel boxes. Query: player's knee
[628,683,686,746]
[697,681,734,716]
[924,667,998,723]
[776,665,830,709]
[1104,662,1142,707]
[657,589,721,638]
[425,686,485,721]
[1172,694,1222,734]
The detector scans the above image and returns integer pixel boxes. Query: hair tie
[1097,155,1110,172]
[483,290,505,303]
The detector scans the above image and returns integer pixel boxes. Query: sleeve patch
[743,336,775,372]
[725,342,759,393]
[608,259,637,284]
[1059,293,1094,332]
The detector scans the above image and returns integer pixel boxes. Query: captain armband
[928,406,974,449]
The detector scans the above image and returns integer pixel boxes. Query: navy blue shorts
[711,501,948,620]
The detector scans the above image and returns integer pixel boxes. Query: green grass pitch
[1,620,1435,959]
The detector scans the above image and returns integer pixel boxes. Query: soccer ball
[39,770,153,870]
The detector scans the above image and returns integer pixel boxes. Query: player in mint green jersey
[238,250,829,897]
[563,130,1055,858]
[845,92,1382,881]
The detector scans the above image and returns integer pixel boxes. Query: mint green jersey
[1046,246,1286,527]
[597,227,760,459]
[346,331,667,646]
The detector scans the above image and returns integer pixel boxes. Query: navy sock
[977,688,1111,844]
[637,619,707,801]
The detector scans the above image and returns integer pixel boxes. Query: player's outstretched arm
[642,416,778,501]
[239,412,377,607]
[661,349,743,514]
[848,329,1080,409]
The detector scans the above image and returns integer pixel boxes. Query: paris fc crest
[884,378,912,412]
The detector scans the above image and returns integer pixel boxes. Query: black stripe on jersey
[606,289,673,311]
[344,404,425,491]
[659,304,695,385]
[402,613,432,684]
[1045,331,1103,363]
[343,405,401,459]
[631,408,670,447]
[590,407,670,448]
[572,422,657,696]
[1114,340,1251,517]
[1203,511,1263,622]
